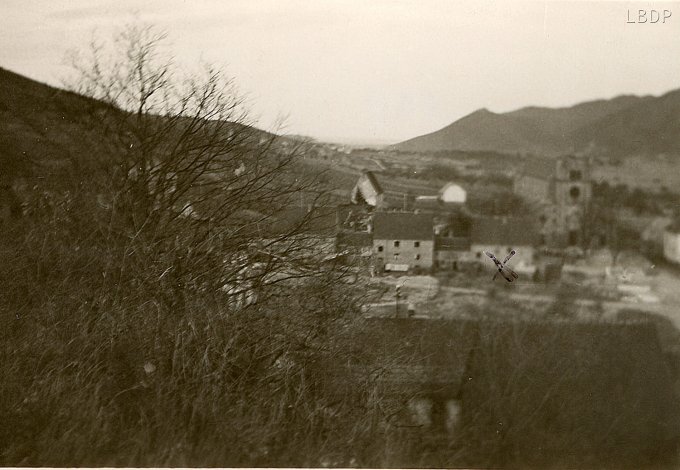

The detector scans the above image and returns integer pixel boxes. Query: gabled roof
[372,211,434,241]
[363,170,383,194]
[470,216,540,246]
[351,171,384,207]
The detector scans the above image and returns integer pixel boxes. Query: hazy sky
[1,1,679,143]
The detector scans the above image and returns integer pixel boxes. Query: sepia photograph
[2,0,680,468]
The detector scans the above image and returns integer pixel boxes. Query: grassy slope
[0,67,107,183]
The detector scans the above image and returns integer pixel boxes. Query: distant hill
[393,90,680,157]
[572,89,680,157]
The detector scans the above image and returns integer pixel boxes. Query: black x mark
[484,250,519,282]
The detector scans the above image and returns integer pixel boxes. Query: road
[417,282,671,319]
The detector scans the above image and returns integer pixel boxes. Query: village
[4,79,680,465]
[275,150,680,467]
[268,149,680,329]
[3,3,680,467]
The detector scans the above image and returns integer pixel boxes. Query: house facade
[435,236,474,269]
[440,182,467,204]
[643,217,672,257]
[372,212,434,272]
[663,223,680,264]
[470,216,540,274]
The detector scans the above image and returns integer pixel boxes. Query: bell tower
[554,156,592,207]
[553,156,591,246]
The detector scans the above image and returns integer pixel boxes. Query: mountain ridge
[393,90,678,157]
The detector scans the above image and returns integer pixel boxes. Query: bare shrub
[0,23,377,467]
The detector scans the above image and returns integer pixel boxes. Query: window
[569,170,582,181]
[476,252,482,259]
[394,241,400,248]
[415,254,421,260]
[568,230,579,246]
[414,241,420,248]
[393,253,400,260]
[378,245,383,252]
[569,186,581,200]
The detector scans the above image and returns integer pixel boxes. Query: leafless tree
[60,23,348,311]
[0,23,376,467]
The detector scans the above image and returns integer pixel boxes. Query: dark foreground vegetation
[1,24,680,469]
[0,24,376,466]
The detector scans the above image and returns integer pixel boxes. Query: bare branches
[58,23,347,312]
[0,21,391,468]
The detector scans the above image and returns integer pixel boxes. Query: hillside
[393,91,679,157]
[572,89,680,156]
[0,67,283,186]
[0,67,103,183]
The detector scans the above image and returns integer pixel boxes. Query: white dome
[440,183,466,203]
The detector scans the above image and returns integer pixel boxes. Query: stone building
[372,212,434,272]
[514,156,592,246]
[469,216,541,274]
[663,221,680,265]
[439,182,467,204]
